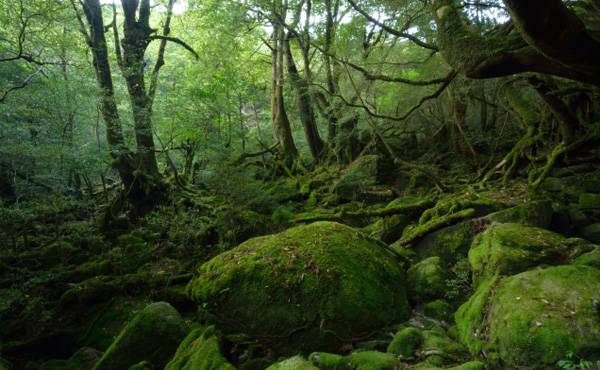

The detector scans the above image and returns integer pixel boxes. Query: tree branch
[347,0,438,51]
[0,66,44,103]
[148,35,199,60]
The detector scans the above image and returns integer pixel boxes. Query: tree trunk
[270,23,298,168]
[283,34,324,162]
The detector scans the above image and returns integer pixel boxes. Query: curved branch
[502,0,600,75]
[148,35,199,60]
[347,0,438,51]
[430,0,600,86]
[0,66,43,103]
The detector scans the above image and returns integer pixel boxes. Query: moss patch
[187,222,411,355]
[92,302,189,370]
[387,326,420,358]
[469,223,568,287]
[266,355,319,370]
[455,265,600,369]
[164,325,235,370]
[407,257,453,303]
[487,200,553,229]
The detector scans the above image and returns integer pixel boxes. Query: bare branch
[148,35,199,60]
[0,66,44,103]
[347,0,438,51]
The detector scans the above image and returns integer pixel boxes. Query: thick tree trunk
[430,0,600,86]
[283,34,324,162]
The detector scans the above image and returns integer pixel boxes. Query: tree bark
[283,33,324,162]
[430,0,600,86]
[270,23,298,167]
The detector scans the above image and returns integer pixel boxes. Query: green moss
[456,265,600,369]
[387,326,420,358]
[448,361,486,370]
[308,352,347,369]
[346,351,403,369]
[487,200,552,229]
[79,297,149,351]
[571,246,600,268]
[65,347,102,370]
[407,257,453,303]
[187,222,411,355]
[165,325,235,370]
[469,223,568,287]
[92,302,190,370]
[579,193,600,208]
[411,220,474,265]
[582,223,600,243]
[422,300,455,323]
[266,356,319,370]
[421,329,466,366]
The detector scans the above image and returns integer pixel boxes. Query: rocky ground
[2,157,600,370]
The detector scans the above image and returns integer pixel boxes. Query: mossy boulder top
[406,257,453,303]
[469,223,568,287]
[92,302,190,370]
[186,222,411,355]
[456,265,600,369]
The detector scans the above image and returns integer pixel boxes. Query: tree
[71,0,196,219]
[430,0,600,86]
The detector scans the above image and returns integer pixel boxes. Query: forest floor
[1,158,600,370]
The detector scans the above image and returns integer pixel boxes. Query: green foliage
[557,351,600,370]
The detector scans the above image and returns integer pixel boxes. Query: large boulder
[92,302,189,370]
[187,222,411,355]
[455,265,600,369]
[469,223,568,287]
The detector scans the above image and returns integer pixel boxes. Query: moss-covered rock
[571,245,600,269]
[65,347,102,370]
[92,302,189,370]
[411,220,474,267]
[407,257,453,303]
[387,326,420,358]
[455,265,600,369]
[333,155,394,202]
[346,351,403,369]
[487,200,552,229]
[582,223,600,243]
[309,351,402,370]
[579,193,600,208]
[266,356,319,370]
[308,352,347,369]
[422,300,455,324]
[187,222,411,355]
[448,361,486,370]
[469,223,568,287]
[421,329,466,366]
[164,325,235,370]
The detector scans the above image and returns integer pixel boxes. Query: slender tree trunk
[270,23,298,167]
[283,34,324,162]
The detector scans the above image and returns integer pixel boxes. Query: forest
[1,0,600,369]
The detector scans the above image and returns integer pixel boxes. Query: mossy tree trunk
[75,0,195,218]
[270,22,298,169]
[283,33,324,163]
[429,0,600,86]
